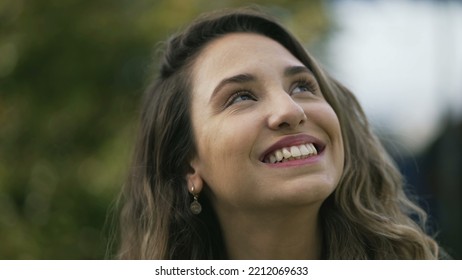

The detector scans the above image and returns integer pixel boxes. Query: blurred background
[1,0,461,259]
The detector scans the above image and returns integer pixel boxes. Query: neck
[216,205,323,260]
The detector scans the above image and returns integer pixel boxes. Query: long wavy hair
[116,8,439,259]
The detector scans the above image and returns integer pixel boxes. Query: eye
[225,91,257,107]
[291,79,318,95]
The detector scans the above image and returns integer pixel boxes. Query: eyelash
[292,78,318,95]
[223,78,319,108]
[224,90,256,108]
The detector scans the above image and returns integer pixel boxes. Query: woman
[116,8,440,259]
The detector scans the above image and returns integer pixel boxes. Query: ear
[186,158,204,195]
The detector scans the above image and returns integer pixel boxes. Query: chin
[280,178,338,206]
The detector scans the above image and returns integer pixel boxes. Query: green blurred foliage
[0,0,327,259]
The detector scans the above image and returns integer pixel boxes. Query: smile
[260,134,326,165]
[263,143,318,164]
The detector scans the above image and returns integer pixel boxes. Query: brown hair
[116,8,439,259]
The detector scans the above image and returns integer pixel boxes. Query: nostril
[278,121,290,129]
[267,101,307,130]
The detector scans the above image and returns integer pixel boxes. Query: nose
[267,93,307,130]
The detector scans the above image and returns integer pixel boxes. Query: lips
[260,134,326,164]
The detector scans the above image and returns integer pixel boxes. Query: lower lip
[264,151,324,168]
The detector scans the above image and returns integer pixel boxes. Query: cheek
[194,119,256,207]
[195,114,256,180]
[312,103,342,139]
[310,103,344,164]
[326,107,345,176]
[197,110,271,202]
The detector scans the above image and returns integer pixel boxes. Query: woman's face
[189,33,344,214]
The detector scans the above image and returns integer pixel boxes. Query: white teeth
[275,150,283,161]
[308,143,317,155]
[299,144,309,156]
[282,147,291,159]
[265,143,319,164]
[290,146,301,157]
[269,154,277,164]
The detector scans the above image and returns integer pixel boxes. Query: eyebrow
[210,65,313,102]
[210,74,256,102]
[284,65,312,77]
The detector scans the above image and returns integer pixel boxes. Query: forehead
[191,33,304,82]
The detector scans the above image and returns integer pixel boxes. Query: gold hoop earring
[190,184,202,215]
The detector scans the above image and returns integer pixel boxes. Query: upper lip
[259,134,326,162]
